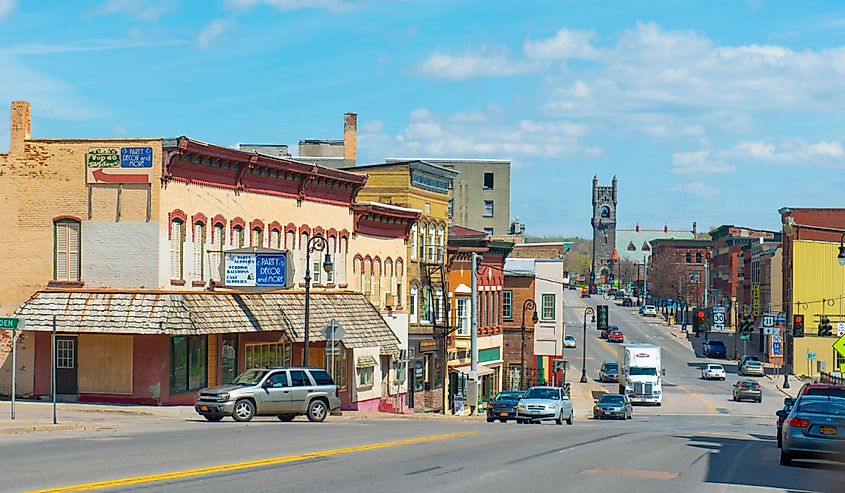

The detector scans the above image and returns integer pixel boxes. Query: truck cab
[618,344,663,405]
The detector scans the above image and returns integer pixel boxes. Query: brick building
[0,101,413,410]
[780,208,845,375]
[501,272,537,390]
[739,241,783,363]
[648,239,712,307]
[509,242,572,259]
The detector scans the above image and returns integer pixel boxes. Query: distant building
[387,158,511,236]
[739,240,783,364]
[648,239,712,307]
[591,175,617,283]
[616,222,697,264]
[509,242,572,260]
[239,112,357,169]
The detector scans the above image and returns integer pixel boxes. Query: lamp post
[838,232,845,266]
[520,299,538,390]
[303,234,333,367]
[580,307,596,383]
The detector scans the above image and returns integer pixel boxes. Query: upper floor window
[232,226,244,248]
[541,293,555,321]
[410,224,418,261]
[448,199,453,217]
[251,227,263,248]
[410,284,418,323]
[213,223,225,246]
[54,219,81,281]
[456,297,469,335]
[686,252,692,263]
[484,227,494,236]
[170,219,185,280]
[483,200,494,217]
[696,252,702,264]
[600,205,611,218]
[418,222,427,260]
[502,290,513,320]
[436,225,445,263]
[428,223,436,261]
[193,222,206,281]
[270,229,281,249]
[483,172,494,190]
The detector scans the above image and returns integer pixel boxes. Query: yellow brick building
[346,161,458,411]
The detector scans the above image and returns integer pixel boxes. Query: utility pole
[469,252,479,415]
[703,258,709,307]
[643,254,648,302]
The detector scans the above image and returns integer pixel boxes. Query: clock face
[599,204,612,218]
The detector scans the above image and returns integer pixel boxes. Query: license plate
[199,405,209,412]
[820,426,836,435]
[499,412,508,417]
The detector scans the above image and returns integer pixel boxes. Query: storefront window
[244,342,291,369]
[221,335,238,384]
[170,336,207,393]
[324,345,347,391]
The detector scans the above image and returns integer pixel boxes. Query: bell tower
[591,175,617,283]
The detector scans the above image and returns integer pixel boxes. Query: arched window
[410,224,418,261]
[354,257,363,292]
[385,259,394,299]
[428,224,436,261]
[213,223,225,245]
[170,219,185,280]
[395,259,404,306]
[326,236,337,284]
[420,286,431,323]
[232,226,244,248]
[339,236,349,285]
[270,229,281,249]
[696,252,702,263]
[686,252,692,263]
[600,205,611,218]
[193,221,206,281]
[251,227,263,247]
[285,230,296,251]
[410,284,418,323]
[363,258,372,298]
[373,258,381,306]
[436,224,445,263]
[54,219,81,282]
[418,222,426,261]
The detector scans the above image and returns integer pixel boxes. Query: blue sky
[2,0,844,237]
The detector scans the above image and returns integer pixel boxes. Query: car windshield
[708,341,726,347]
[797,399,845,416]
[565,335,575,340]
[804,388,845,398]
[746,361,762,366]
[741,382,759,388]
[232,369,267,386]
[604,363,618,370]
[524,388,560,400]
[708,365,723,370]
[494,391,524,401]
[630,367,658,376]
[599,396,625,405]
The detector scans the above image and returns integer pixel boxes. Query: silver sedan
[516,386,573,425]
[780,396,845,466]
[701,364,726,380]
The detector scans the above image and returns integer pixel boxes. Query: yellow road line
[596,337,617,357]
[26,432,476,493]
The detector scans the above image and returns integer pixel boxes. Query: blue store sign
[255,254,286,287]
[120,147,153,168]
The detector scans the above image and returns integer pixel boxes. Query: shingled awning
[14,290,400,357]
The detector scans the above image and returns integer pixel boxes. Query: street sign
[553,359,568,372]
[807,352,817,360]
[325,345,341,356]
[0,317,20,329]
[740,334,750,340]
[763,328,774,335]
[322,319,345,341]
[773,341,781,356]
[763,313,775,329]
[776,312,787,324]
[713,310,725,331]
[838,322,845,337]
[833,334,845,360]
[713,306,725,313]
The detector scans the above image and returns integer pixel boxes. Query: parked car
[486,390,525,423]
[622,297,633,307]
[733,380,763,402]
[701,364,726,380]
[516,386,573,425]
[777,384,845,447]
[703,340,727,359]
[607,329,624,343]
[568,284,577,291]
[779,395,845,466]
[599,361,619,383]
[601,325,619,339]
[739,354,761,367]
[194,367,341,423]
[564,335,577,348]
[614,290,625,300]
[642,305,657,317]
[740,360,765,377]
[593,393,633,420]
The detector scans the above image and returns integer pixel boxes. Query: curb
[1,423,117,435]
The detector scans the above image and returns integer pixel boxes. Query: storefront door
[55,336,78,395]
[221,335,238,385]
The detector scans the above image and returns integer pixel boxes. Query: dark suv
[195,367,341,423]
[703,340,727,358]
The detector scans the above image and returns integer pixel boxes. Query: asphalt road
[3,292,842,493]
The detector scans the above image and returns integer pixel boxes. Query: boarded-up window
[170,219,185,280]
[78,335,133,394]
[54,220,80,281]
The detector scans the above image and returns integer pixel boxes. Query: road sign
[553,359,568,372]
[713,310,725,331]
[834,334,845,360]
[713,306,725,313]
[776,312,787,324]
[773,341,781,356]
[740,334,750,340]
[763,313,775,329]
[838,322,845,337]
[763,328,774,335]
[322,319,345,341]
[0,318,20,329]
[807,352,817,360]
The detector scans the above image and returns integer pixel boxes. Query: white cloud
[3,38,188,55]
[92,0,172,22]
[523,28,599,60]
[416,47,539,79]
[224,0,357,13]
[670,150,735,175]
[0,0,16,20]
[196,19,231,49]
[670,181,721,197]
[730,139,845,165]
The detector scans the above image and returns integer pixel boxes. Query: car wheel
[556,416,563,425]
[732,395,737,402]
[758,398,762,403]
[500,419,507,423]
[307,399,329,422]
[203,414,224,422]
[232,399,255,422]
[517,419,524,424]
[487,417,495,423]
[566,411,574,425]
[277,414,295,422]
[777,431,782,448]
[779,450,792,466]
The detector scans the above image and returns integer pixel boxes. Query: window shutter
[56,223,68,280]
[67,222,80,281]
[193,223,204,281]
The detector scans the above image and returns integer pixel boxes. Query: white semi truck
[618,343,664,405]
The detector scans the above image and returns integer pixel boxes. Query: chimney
[692,221,698,236]
[635,222,640,233]
[9,101,31,155]
[343,112,357,163]
[664,223,668,233]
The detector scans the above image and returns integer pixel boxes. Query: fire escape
[421,242,452,412]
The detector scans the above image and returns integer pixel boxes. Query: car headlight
[517,403,525,409]
[548,403,558,410]
[220,392,230,401]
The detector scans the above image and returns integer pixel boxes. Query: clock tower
[591,175,617,284]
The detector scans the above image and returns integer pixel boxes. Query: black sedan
[487,391,525,422]
[593,393,633,420]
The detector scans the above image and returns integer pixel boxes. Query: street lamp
[303,234,333,367]
[520,299,538,390]
[580,307,596,383]
[838,232,845,266]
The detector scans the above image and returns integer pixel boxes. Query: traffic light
[633,287,639,297]
[597,305,609,331]
[818,317,833,337]
[739,313,754,335]
[693,309,706,333]
[793,314,805,338]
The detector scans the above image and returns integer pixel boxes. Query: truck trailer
[618,343,664,405]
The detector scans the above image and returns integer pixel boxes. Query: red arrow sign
[91,168,149,184]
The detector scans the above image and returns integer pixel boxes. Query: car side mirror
[776,410,787,418]
[262,380,273,388]
[662,369,666,376]
[784,397,793,407]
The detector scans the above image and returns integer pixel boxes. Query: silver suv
[195,367,341,423]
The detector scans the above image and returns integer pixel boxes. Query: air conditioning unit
[385,294,397,307]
